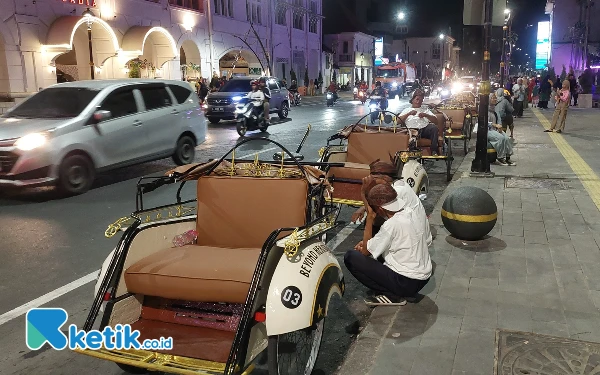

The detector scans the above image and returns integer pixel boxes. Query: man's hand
[360,175,375,201]
[351,207,366,223]
[409,110,418,116]
[418,112,427,118]
[354,240,364,251]
[365,203,377,220]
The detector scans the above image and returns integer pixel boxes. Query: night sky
[324,0,550,68]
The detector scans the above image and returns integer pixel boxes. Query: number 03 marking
[283,289,300,305]
[281,286,302,309]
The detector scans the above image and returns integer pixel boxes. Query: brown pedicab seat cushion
[124,169,310,304]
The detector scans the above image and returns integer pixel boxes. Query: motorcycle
[289,91,301,106]
[368,95,387,124]
[357,89,367,104]
[234,97,268,136]
[326,91,337,107]
[423,85,432,97]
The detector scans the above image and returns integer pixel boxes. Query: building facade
[323,32,375,87]
[545,0,599,74]
[0,0,322,106]
[390,36,459,80]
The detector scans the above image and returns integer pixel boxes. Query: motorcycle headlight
[327,94,333,98]
[392,82,398,87]
[441,90,449,96]
[353,87,358,93]
[232,96,243,102]
[469,84,474,89]
[369,104,377,109]
[452,82,463,91]
[14,132,49,151]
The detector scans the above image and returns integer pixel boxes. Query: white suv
[0,79,206,195]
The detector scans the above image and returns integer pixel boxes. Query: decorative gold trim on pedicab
[398,150,423,163]
[329,198,364,206]
[105,205,197,238]
[278,211,337,260]
[73,347,226,375]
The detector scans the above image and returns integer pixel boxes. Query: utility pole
[206,0,216,75]
[470,0,493,176]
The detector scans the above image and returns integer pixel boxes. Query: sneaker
[556,130,562,133]
[496,158,508,166]
[505,159,517,166]
[364,295,407,306]
[544,129,552,132]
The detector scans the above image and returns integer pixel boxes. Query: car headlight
[392,82,398,87]
[453,82,463,91]
[441,90,449,96]
[14,132,48,151]
[327,94,332,98]
[469,84,474,89]
[232,96,243,102]
[369,104,377,109]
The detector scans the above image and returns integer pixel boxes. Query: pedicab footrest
[421,155,448,159]
[73,347,226,375]
[445,135,467,140]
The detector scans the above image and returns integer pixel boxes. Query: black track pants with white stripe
[344,250,429,299]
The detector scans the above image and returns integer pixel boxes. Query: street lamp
[82,8,95,80]
[397,12,405,20]
[439,34,445,80]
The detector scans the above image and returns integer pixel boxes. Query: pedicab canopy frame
[81,137,345,375]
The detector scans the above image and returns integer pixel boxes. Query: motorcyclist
[289,80,298,93]
[245,80,265,119]
[370,81,388,110]
[259,78,271,124]
[328,80,338,101]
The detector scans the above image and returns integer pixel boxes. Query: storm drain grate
[495,330,600,375]
[505,177,570,190]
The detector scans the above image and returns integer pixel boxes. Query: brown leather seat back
[346,132,409,164]
[196,176,309,249]
[440,109,466,130]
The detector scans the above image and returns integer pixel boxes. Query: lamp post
[470,0,494,175]
[439,34,445,81]
[82,8,95,80]
[500,9,510,86]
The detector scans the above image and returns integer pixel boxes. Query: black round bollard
[487,142,497,163]
[441,186,497,241]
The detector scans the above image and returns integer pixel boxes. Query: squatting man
[344,162,433,306]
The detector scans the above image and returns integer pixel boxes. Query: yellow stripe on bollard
[441,209,497,223]
[532,108,600,211]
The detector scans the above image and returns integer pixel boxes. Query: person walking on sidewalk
[546,80,571,134]
[344,180,432,306]
[495,88,515,139]
[568,73,579,106]
[538,75,552,109]
[512,78,525,117]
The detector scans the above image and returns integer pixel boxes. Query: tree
[579,68,594,93]
[560,65,567,81]
[304,67,309,87]
[547,66,557,80]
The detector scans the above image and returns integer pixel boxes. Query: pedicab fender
[400,159,428,194]
[265,240,344,336]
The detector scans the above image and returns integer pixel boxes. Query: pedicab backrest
[345,129,410,165]
[195,165,310,249]
[439,108,467,130]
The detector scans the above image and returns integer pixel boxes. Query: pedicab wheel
[115,363,148,374]
[417,175,429,196]
[57,154,95,195]
[268,319,324,375]
[463,139,468,155]
[446,158,452,182]
[237,119,248,136]
[172,135,196,165]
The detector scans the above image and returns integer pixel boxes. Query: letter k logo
[26,308,69,350]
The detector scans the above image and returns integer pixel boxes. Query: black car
[205,77,290,124]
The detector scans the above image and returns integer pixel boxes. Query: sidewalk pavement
[336,107,600,375]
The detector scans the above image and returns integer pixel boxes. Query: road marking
[532,108,600,210]
[0,270,99,326]
[237,147,278,159]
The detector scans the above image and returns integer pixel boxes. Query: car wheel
[278,102,289,119]
[172,135,196,165]
[57,154,95,195]
[207,117,220,124]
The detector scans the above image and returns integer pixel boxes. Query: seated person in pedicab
[351,161,432,247]
[344,181,432,306]
[398,90,439,156]
[488,118,516,166]
[246,80,265,119]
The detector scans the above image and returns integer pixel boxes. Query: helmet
[375,81,382,87]
[503,89,511,96]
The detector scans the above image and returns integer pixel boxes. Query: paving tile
[530,306,566,323]
[555,268,588,290]
[501,224,524,237]
[466,286,498,303]
[523,220,546,232]
[531,320,570,338]
[564,310,600,342]
[524,231,548,244]
[464,298,497,318]
[468,267,499,280]
[452,329,496,374]
[434,295,467,317]
[497,290,530,306]
[560,289,600,314]
[461,314,497,331]
[526,258,554,275]
[497,302,532,332]
[369,341,419,374]
[521,203,541,212]
[522,211,543,222]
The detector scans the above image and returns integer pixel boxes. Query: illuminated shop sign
[60,0,98,6]
[536,21,550,69]
[374,37,384,66]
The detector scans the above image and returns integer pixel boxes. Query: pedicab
[77,137,345,375]
[389,102,470,182]
[318,110,429,208]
